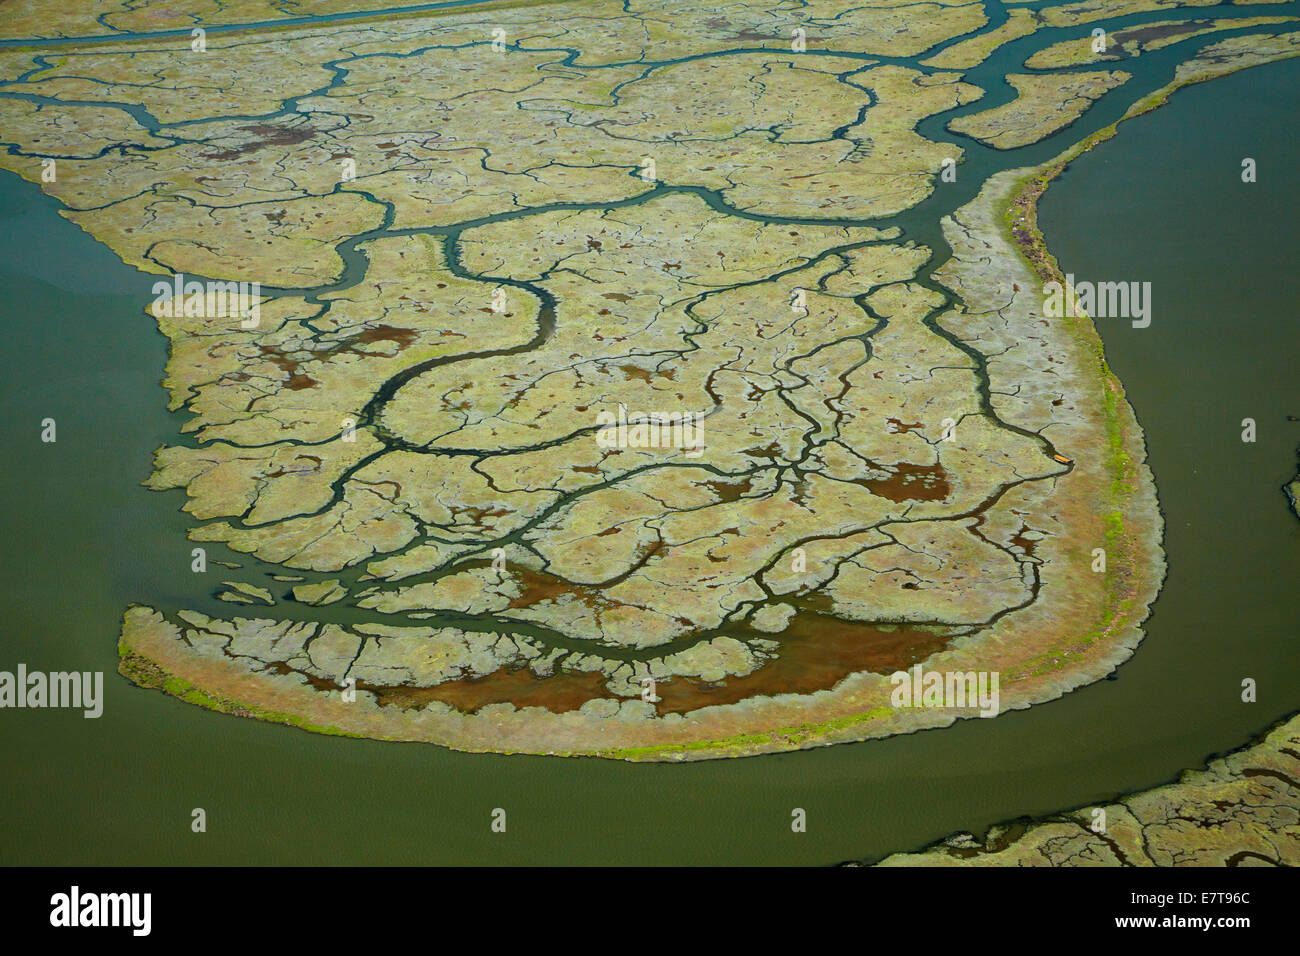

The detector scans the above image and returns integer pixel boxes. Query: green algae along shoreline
[860,44,1300,864]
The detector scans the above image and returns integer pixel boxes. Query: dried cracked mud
[1,0,1297,761]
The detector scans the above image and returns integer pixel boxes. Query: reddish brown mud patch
[863,463,952,502]
[653,613,951,715]
[371,667,611,714]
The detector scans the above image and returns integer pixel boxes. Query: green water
[0,21,1297,866]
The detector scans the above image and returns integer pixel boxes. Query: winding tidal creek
[0,8,1297,864]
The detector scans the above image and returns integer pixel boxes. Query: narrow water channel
[0,37,1296,867]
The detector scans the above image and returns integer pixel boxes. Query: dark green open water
[0,15,1297,865]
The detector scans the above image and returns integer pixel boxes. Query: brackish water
[0,32,1297,865]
